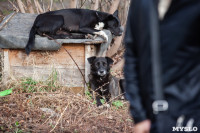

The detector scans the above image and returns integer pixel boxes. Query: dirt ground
[0,87,134,133]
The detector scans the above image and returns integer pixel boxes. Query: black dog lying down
[87,56,125,106]
[25,9,123,55]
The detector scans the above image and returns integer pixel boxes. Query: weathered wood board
[3,44,85,88]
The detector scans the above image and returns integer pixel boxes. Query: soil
[0,90,134,133]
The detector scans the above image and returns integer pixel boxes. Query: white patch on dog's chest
[94,22,105,30]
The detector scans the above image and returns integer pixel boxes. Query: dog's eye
[103,62,107,66]
[96,62,100,67]
[114,23,117,27]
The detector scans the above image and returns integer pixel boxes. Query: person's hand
[134,119,151,133]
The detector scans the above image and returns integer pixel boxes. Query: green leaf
[0,88,13,97]
[112,100,123,108]
[92,100,96,104]
[100,99,105,104]
[15,121,19,127]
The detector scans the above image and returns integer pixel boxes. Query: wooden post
[2,50,12,84]
[84,45,96,89]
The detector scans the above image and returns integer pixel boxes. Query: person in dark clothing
[124,0,200,133]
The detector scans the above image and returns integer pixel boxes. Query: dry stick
[34,0,39,13]
[42,115,52,125]
[50,0,53,11]
[80,0,87,8]
[43,34,88,87]
[35,0,44,13]
[50,101,72,132]
[60,0,65,9]
[26,0,34,13]
[75,106,99,124]
[21,1,27,10]
[109,0,120,14]
[42,0,46,12]
[8,0,19,12]
[0,12,17,31]
[96,0,112,10]
[16,0,25,13]
[108,92,126,104]
[92,0,99,10]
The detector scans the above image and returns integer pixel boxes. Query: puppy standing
[87,56,123,106]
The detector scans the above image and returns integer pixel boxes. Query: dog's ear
[106,57,114,65]
[113,10,119,17]
[87,56,96,64]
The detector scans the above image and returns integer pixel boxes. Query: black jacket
[124,0,200,124]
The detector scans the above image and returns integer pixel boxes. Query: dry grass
[0,78,134,133]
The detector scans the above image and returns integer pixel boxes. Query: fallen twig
[50,101,72,132]
[0,12,17,31]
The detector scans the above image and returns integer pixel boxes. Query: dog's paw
[98,103,110,109]
[99,31,108,42]
[94,31,108,42]
[98,105,104,109]
[86,34,94,39]
[104,103,110,108]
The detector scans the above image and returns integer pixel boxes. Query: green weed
[85,90,92,100]
[100,99,105,104]
[14,121,23,133]
[21,78,37,93]
[46,69,58,89]
[112,100,124,109]
[20,69,59,93]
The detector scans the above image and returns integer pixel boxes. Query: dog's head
[87,56,114,77]
[105,10,123,36]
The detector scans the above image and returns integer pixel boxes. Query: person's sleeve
[124,6,147,124]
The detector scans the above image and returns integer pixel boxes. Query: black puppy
[25,9,123,55]
[88,56,124,106]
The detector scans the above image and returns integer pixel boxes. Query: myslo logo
[173,115,197,132]
[172,127,198,132]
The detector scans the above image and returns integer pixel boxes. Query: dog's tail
[25,26,37,55]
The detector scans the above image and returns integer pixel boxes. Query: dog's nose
[100,70,104,74]
[98,70,106,76]
[118,32,123,36]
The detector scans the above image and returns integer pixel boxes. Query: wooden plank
[3,43,85,88]
[11,66,85,87]
[9,43,85,69]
